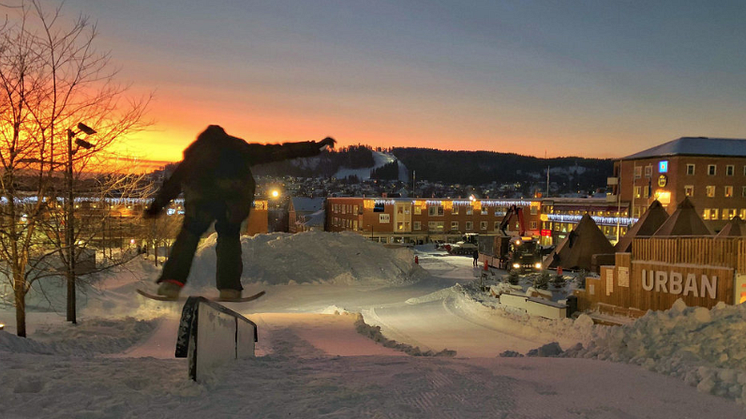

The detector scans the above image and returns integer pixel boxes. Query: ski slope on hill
[334,151,409,182]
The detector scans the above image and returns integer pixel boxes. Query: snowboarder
[472,248,479,267]
[143,125,335,300]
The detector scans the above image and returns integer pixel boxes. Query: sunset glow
[48,1,746,166]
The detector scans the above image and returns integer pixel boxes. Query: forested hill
[391,147,613,189]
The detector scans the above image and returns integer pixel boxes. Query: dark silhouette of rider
[144,125,335,299]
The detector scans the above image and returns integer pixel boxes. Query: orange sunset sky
[49,1,746,167]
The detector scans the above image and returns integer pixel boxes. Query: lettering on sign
[618,267,629,287]
[641,269,717,299]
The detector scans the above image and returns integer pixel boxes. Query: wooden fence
[632,237,746,273]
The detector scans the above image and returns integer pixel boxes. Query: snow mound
[354,313,456,357]
[0,318,157,356]
[567,299,746,403]
[186,231,424,288]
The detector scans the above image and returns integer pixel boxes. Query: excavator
[478,205,543,272]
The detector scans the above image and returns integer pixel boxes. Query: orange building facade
[326,197,542,244]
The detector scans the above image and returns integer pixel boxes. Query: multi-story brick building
[326,197,541,245]
[539,197,634,246]
[610,137,746,232]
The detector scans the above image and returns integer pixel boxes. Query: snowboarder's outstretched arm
[244,137,335,165]
[143,163,188,218]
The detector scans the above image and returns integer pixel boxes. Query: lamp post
[65,123,96,324]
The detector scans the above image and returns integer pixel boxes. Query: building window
[452,206,459,215]
[428,205,444,216]
[708,165,716,176]
[428,221,444,232]
[414,221,421,230]
[494,221,500,231]
[481,207,488,215]
[726,165,734,176]
[724,208,736,220]
[706,186,716,197]
[643,185,650,198]
[634,166,642,179]
[530,221,538,230]
[711,208,719,220]
[480,221,488,231]
[687,164,695,175]
[465,221,473,231]
[644,166,652,178]
[414,206,421,215]
[741,209,746,219]
[725,186,734,198]
[743,186,746,198]
[684,185,694,197]
[634,186,641,198]
[466,207,473,215]
[451,221,459,231]
[530,206,538,216]
[702,209,710,220]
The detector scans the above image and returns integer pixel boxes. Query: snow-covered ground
[1,232,745,418]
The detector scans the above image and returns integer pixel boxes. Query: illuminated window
[428,205,444,216]
[703,209,710,220]
[740,209,746,219]
[530,206,538,215]
[451,221,459,231]
[643,186,650,198]
[530,221,538,230]
[708,165,716,176]
[725,186,733,198]
[414,205,422,215]
[634,186,641,198]
[723,209,736,220]
[481,207,488,215]
[465,221,473,231]
[452,206,459,215]
[712,208,719,220]
[466,207,473,215]
[684,185,694,197]
[706,186,716,197]
[726,165,734,176]
[686,164,695,175]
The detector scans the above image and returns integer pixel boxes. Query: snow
[0,232,745,417]
[334,151,409,182]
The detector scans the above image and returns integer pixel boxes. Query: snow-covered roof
[290,197,325,213]
[624,137,746,160]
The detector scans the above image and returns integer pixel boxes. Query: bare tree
[0,0,149,336]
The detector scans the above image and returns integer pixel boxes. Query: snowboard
[137,288,265,303]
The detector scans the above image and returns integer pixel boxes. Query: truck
[477,205,543,272]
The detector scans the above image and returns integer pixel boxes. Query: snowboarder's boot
[156,281,182,299]
[219,289,241,300]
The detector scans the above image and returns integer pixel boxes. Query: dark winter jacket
[147,125,326,214]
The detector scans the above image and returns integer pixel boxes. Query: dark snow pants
[157,197,251,291]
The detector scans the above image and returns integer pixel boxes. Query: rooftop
[624,137,746,160]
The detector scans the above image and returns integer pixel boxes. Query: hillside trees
[0,1,149,336]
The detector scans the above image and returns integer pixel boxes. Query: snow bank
[0,317,157,356]
[565,299,746,403]
[186,231,424,288]
[353,313,456,357]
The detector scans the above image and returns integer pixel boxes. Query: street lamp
[65,122,96,324]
